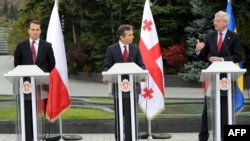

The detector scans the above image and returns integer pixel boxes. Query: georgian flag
[139,0,165,120]
[46,0,71,122]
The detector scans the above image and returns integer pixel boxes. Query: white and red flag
[139,0,165,120]
[46,0,71,122]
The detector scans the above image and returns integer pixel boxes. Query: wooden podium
[200,62,246,141]
[4,65,49,141]
[102,62,148,141]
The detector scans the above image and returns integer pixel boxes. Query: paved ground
[0,55,248,141]
[0,133,199,141]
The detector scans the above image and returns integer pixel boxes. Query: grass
[1,97,249,120]
[0,95,12,100]
[61,108,114,119]
[0,108,16,120]
[0,105,202,120]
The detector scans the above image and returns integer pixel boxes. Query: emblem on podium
[120,79,132,92]
[219,77,231,90]
[20,81,33,94]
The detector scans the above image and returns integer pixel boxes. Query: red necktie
[123,46,128,62]
[31,40,36,63]
[217,32,223,52]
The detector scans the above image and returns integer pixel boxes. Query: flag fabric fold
[226,0,244,112]
[234,61,244,112]
[46,0,71,122]
[139,0,165,120]
[226,0,236,33]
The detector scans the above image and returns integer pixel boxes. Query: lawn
[0,97,249,120]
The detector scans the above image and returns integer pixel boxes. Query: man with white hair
[195,10,242,141]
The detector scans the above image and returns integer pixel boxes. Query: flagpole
[139,0,172,139]
[147,120,153,139]
[54,0,64,140]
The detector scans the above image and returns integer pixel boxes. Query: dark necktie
[31,40,36,63]
[218,32,223,52]
[123,46,128,62]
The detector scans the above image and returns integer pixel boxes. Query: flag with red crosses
[139,0,165,120]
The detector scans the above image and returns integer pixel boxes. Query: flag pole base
[152,133,172,139]
[62,135,83,140]
[45,134,61,141]
[139,132,172,139]
[139,132,150,139]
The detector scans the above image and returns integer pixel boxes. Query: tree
[7,0,250,76]
[3,0,8,14]
[178,0,224,82]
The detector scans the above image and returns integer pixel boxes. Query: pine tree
[178,0,216,82]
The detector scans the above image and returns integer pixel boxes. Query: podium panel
[200,62,246,141]
[4,65,49,141]
[102,63,148,141]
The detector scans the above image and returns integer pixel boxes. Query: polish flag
[46,0,71,122]
[139,0,165,120]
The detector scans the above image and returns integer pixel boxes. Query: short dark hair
[117,24,133,37]
[29,20,41,28]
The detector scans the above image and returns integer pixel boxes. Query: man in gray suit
[103,24,146,141]
[14,20,55,141]
[195,11,242,141]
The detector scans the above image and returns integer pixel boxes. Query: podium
[200,62,246,141]
[4,65,49,141]
[102,62,148,141]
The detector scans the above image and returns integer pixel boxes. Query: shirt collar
[218,28,227,36]
[30,38,40,45]
[119,41,129,51]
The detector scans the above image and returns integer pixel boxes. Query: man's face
[120,29,134,45]
[28,23,41,40]
[213,15,227,32]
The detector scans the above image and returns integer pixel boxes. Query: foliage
[7,0,54,54]
[178,61,209,82]
[5,0,192,74]
[151,0,191,47]
[3,0,250,75]
[66,41,94,74]
[178,0,222,82]
[162,44,187,74]
[233,0,250,71]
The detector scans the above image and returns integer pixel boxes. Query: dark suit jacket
[103,42,145,71]
[14,39,55,72]
[197,30,242,63]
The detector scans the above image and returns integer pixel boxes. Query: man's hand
[209,56,223,63]
[195,39,205,52]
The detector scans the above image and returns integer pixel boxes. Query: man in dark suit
[14,20,55,141]
[103,24,146,141]
[195,11,242,141]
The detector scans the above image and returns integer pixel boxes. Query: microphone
[225,36,233,62]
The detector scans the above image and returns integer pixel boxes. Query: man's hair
[29,20,41,28]
[215,10,229,23]
[117,24,133,37]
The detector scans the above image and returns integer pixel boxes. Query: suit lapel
[36,40,44,61]
[211,31,219,54]
[223,30,230,49]
[219,30,231,54]
[25,40,34,62]
[115,43,124,62]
